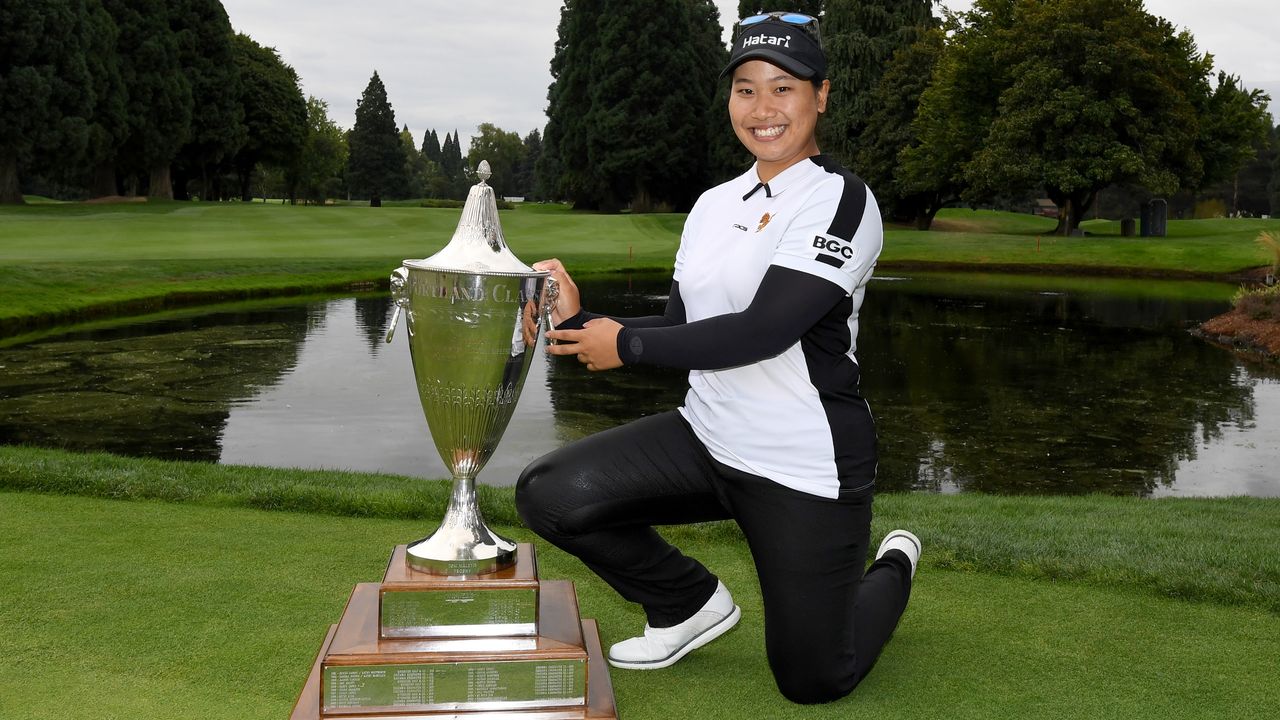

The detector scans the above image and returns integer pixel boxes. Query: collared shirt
[675,155,882,498]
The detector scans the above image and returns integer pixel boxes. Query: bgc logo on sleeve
[812,235,853,268]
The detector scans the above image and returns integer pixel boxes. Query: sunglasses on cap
[737,11,821,42]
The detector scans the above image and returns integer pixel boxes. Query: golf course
[2,200,1278,719]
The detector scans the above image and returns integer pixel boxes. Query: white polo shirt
[675,156,883,498]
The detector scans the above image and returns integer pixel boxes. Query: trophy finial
[476,160,492,183]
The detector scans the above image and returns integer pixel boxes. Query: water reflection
[0,274,1275,497]
[860,278,1260,495]
[0,305,310,460]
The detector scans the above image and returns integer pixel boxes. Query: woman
[516,11,919,704]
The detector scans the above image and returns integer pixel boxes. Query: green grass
[3,446,1277,613]
[887,211,1278,275]
[1,202,1275,337]
[2,484,1277,719]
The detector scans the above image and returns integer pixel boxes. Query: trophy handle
[386,266,410,343]
[541,276,560,341]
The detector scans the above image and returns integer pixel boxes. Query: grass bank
[1,202,1275,337]
[3,445,1277,613]
[2,462,1278,718]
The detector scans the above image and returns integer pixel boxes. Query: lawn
[2,448,1278,719]
[2,197,1278,718]
[1,201,1275,337]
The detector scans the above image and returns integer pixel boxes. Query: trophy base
[406,529,517,576]
[290,618,617,719]
[381,544,540,638]
[290,544,618,719]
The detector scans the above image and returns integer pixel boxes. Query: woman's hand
[546,318,623,371]
[533,258,581,326]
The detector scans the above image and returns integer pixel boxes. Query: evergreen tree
[697,0,746,186]
[821,0,935,169]
[421,129,442,166]
[0,0,98,203]
[539,0,606,208]
[170,0,245,200]
[449,132,465,179]
[515,129,542,199]
[542,0,719,211]
[230,34,306,202]
[102,0,194,199]
[347,71,406,207]
[82,0,128,198]
[440,130,465,197]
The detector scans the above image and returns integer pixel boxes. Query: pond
[1,273,1276,498]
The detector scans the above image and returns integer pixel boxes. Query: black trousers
[515,411,913,704]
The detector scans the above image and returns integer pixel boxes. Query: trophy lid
[406,160,544,276]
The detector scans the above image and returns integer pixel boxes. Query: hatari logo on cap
[742,33,792,49]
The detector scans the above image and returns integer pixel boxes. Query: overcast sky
[219,0,1279,152]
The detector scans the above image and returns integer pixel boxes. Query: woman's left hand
[546,318,623,371]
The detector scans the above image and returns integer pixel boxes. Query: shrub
[1257,231,1280,276]
[420,198,513,210]
[1233,283,1280,320]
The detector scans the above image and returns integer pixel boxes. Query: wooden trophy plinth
[291,543,618,719]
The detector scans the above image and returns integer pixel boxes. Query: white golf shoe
[875,529,922,579]
[607,580,741,670]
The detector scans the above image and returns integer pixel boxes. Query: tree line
[536,0,1276,231]
[6,0,1276,223]
[2,0,309,204]
[345,71,544,207]
[1,0,543,206]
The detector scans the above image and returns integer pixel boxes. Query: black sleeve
[614,266,846,371]
[554,280,687,330]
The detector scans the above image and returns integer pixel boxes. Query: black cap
[721,18,826,81]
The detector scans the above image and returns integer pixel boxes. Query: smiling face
[729,59,829,183]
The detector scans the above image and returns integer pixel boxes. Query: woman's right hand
[533,258,582,326]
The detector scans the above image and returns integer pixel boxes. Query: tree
[1207,129,1275,217]
[102,0,193,199]
[465,123,526,199]
[955,0,1269,234]
[1271,125,1280,217]
[230,34,306,202]
[1,0,98,204]
[170,0,244,201]
[296,95,346,204]
[421,129,442,166]
[440,130,464,198]
[81,0,128,198]
[587,0,705,210]
[857,27,947,228]
[907,0,1261,235]
[512,129,541,199]
[400,124,426,199]
[347,71,406,207]
[821,0,935,168]
[538,0,605,207]
[897,7,1005,231]
[540,0,720,211]
[690,0,743,191]
[1194,73,1272,195]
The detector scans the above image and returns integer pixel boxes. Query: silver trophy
[386,160,555,575]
